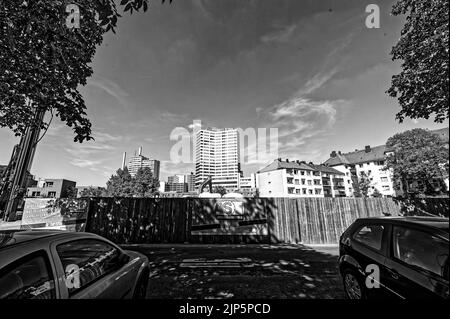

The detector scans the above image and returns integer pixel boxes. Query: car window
[56,239,121,296]
[0,251,56,299]
[392,226,449,278]
[353,224,384,250]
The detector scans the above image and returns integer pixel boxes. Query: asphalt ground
[122,244,345,299]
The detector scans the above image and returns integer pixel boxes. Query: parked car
[339,216,449,299]
[0,230,150,299]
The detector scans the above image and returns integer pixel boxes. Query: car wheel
[133,269,149,299]
[343,269,366,300]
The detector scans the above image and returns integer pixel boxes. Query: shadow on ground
[122,244,345,299]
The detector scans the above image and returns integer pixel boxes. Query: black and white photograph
[0,0,448,312]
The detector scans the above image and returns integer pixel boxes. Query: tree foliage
[354,171,372,198]
[106,167,159,197]
[213,186,228,196]
[0,0,172,143]
[384,128,449,197]
[133,167,159,197]
[79,186,107,197]
[388,0,449,123]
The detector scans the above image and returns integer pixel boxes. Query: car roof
[0,229,93,249]
[357,216,449,232]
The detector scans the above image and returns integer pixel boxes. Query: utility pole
[2,106,45,221]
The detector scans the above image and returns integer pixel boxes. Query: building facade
[126,147,160,179]
[324,145,396,197]
[238,174,258,197]
[27,179,76,198]
[195,127,242,192]
[256,159,348,198]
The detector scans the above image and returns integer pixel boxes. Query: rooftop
[258,159,344,175]
[323,127,448,167]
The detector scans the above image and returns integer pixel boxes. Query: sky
[0,0,448,187]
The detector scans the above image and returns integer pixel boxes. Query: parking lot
[123,244,345,299]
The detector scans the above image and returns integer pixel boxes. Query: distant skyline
[0,0,448,186]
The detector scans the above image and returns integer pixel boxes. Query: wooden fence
[83,197,431,245]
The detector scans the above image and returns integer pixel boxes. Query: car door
[346,222,390,298]
[51,238,137,299]
[384,225,449,299]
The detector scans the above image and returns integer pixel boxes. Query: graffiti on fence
[21,198,89,231]
[191,198,268,236]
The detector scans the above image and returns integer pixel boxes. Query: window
[47,192,57,198]
[56,239,122,296]
[381,177,388,183]
[45,182,54,187]
[308,189,313,195]
[302,189,307,195]
[300,171,305,176]
[296,189,301,194]
[294,179,299,185]
[0,251,56,299]
[392,227,449,278]
[382,185,390,191]
[307,180,312,186]
[353,224,384,250]
[315,189,322,195]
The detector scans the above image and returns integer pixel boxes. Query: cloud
[261,24,297,44]
[88,76,130,109]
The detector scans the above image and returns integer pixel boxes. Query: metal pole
[4,107,45,221]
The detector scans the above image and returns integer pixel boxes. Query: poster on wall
[20,198,89,231]
[191,198,268,236]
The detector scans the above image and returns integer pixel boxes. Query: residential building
[324,146,395,197]
[185,172,195,192]
[308,164,353,197]
[323,127,449,197]
[125,147,160,179]
[194,127,242,192]
[165,173,195,193]
[238,174,258,197]
[165,182,188,193]
[27,179,76,198]
[256,159,346,198]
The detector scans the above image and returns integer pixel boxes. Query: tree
[132,167,159,197]
[79,186,107,197]
[371,188,383,198]
[387,0,449,123]
[106,167,134,197]
[213,186,228,196]
[65,185,78,198]
[384,128,449,197]
[354,171,372,197]
[0,0,172,143]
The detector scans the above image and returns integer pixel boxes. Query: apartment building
[27,179,76,198]
[125,147,160,179]
[195,127,242,192]
[256,159,347,198]
[323,145,395,197]
[238,174,258,197]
